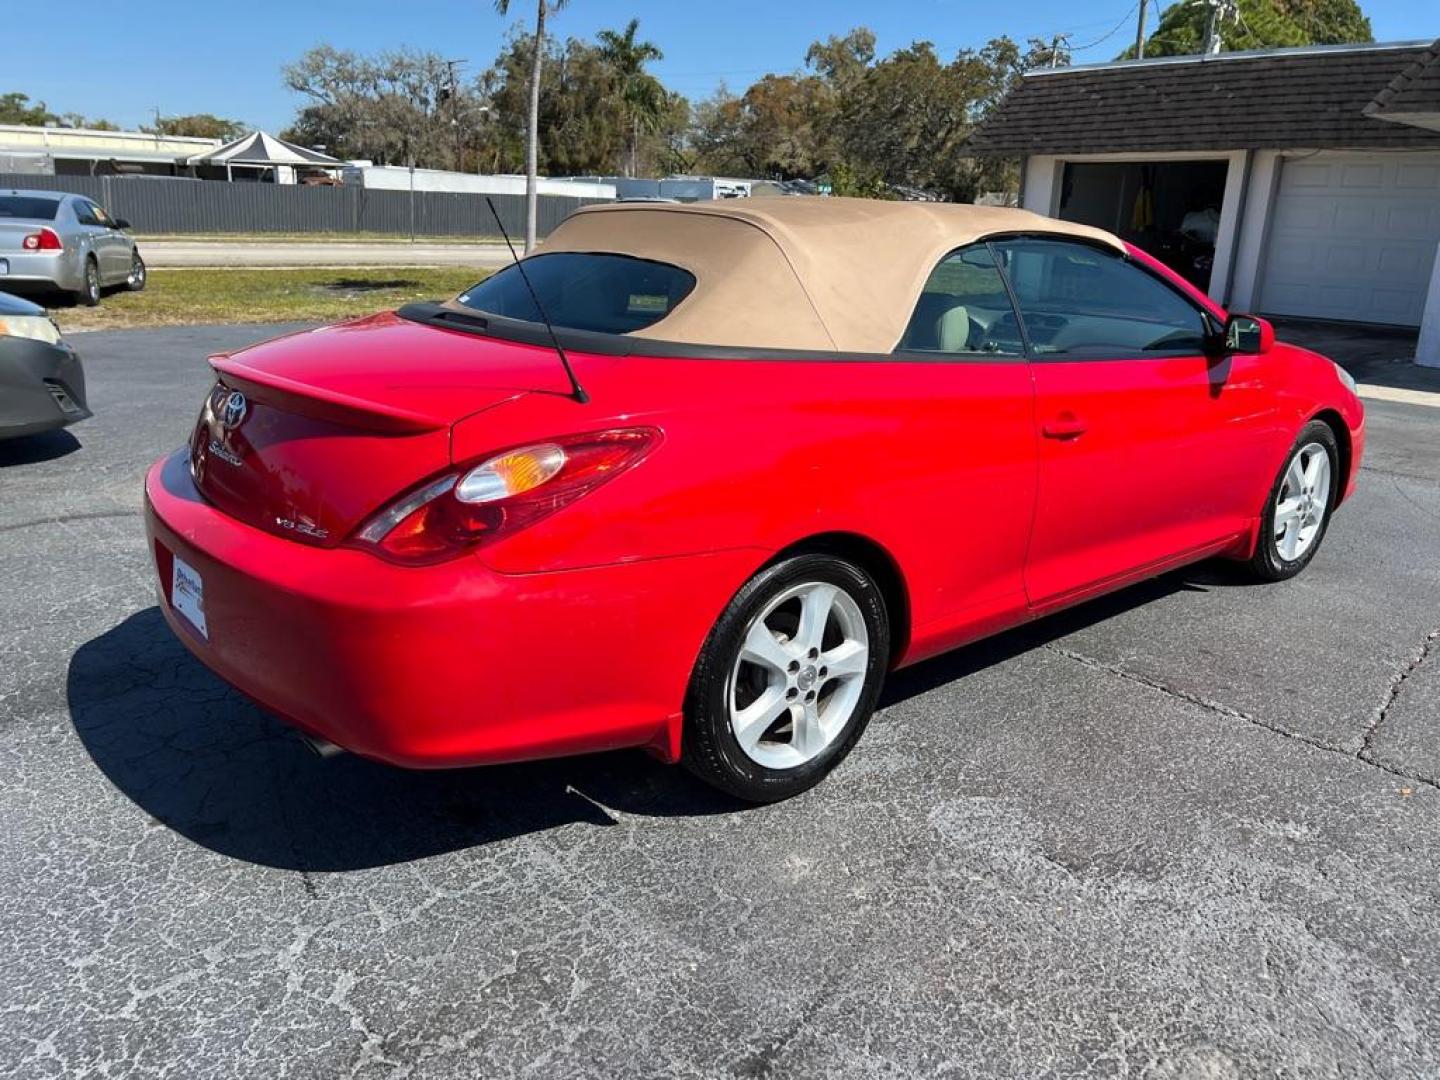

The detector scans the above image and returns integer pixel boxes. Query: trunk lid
[191,311,577,547]
[0,220,55,253]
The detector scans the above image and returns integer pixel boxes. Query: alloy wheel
[128,255,146,289]
[1274,441,1331,561]
[726,580,870,770]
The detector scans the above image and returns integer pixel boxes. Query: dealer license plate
[171,555,208,639]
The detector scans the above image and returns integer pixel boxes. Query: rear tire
[74,258,101,307]
[1244,420,1339,582]
[682,553,889,803]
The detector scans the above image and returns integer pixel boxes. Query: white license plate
[171,555,208,639]
[0,258,8,275]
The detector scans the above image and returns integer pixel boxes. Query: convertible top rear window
[456,252,696,335]
[0,196,60,221]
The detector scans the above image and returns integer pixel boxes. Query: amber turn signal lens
[456,444,567,504]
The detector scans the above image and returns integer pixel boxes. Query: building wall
[346,166,617,200]
[0,173,609,238]
[0,124,219,160]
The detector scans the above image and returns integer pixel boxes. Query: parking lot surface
[2,324,1439,1078]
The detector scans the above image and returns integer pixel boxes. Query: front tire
[126,251,147,292]
[74,258,101,307]
[682,553,889,803]
[1245,420,1339,582]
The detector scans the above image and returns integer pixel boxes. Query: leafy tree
[805,29,876,92]
[0,92,57,126]
[146,114,249,141]
[282,45,484,169]
[494,0,569,252]
[483,33,625,176]
[1,94,119,130]
[688,28,1043,201]
[1284,0,1373,43]
[1121,0,1372,58]
[597,19,665,177]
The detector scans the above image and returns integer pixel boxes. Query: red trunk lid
[189,312,577,546]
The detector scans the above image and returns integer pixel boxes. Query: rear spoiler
[210,356,447,435]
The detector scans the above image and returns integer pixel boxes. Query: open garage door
[1259,152,1440,326]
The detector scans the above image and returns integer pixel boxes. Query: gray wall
[0,174,606,237]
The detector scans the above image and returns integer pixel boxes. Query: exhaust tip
[299,732,345,759]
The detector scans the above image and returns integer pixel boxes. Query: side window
[90,203,113,227]
[991,238,1210,358]
[72,200,99,226]
[895,244,1024,357]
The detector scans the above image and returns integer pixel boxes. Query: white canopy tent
[185,131,342,183]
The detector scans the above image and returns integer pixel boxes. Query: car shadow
[69,562,1248,874]
[0,429,81,466]
[67,608,742,873]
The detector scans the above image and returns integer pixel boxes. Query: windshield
[456,253,696,335]
[0,196,61,221]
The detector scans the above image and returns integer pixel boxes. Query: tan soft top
[532,197,1124,354]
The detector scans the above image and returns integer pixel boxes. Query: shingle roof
[1366,40,1440,120]
[968,41,1440,157]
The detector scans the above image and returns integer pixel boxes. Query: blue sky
[8,0,1436,133]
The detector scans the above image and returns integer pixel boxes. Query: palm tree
[597,19,664,178]
[494,0,568,252]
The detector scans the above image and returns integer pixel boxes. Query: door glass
[73,200,99,226]
[90,203,113,227]
[991,238,1209,357]
[896,244,1024,357]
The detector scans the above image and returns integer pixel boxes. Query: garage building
[968,39,1440,328]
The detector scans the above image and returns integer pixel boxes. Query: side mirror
[111,217,131,230]
[1223,313,1274,355]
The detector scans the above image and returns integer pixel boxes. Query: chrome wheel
[127,254,146,290]
[1274,441,1331,562]
[726,580,870,770]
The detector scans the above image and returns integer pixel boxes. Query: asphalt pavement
[2,324,1439,1078]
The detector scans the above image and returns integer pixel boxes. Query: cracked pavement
[2,324,1439,1078]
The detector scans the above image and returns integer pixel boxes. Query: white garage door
[1259,152,1440,326]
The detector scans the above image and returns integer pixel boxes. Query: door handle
[1042,413,1088,439]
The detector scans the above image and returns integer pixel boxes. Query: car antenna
[484,196,588,404]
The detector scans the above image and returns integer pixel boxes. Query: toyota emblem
[221,391,248,430]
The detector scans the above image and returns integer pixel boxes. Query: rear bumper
[0,337,90,440]
[144,450,758,768]
[0,250,82,292]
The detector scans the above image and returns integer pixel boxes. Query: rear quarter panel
[453,349,1041,657]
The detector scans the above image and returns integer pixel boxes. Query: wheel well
[1312,409,1352,501]
[768,532,911,664]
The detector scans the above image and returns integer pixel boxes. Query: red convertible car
[144,199,1364,802]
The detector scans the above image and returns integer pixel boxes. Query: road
[141,239,514,269]
[2,325,1439,1078]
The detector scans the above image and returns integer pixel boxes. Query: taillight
[21,228,63,251]
[353,428,660,565]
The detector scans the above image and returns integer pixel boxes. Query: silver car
[0,189,146,306]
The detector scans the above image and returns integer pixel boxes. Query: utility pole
[444,58,467,171]
[1202,0,1235,55]
[1134,0,1148,59]
[1048,34,1070,68]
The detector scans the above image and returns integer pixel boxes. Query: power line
[1069,1,1143,53]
